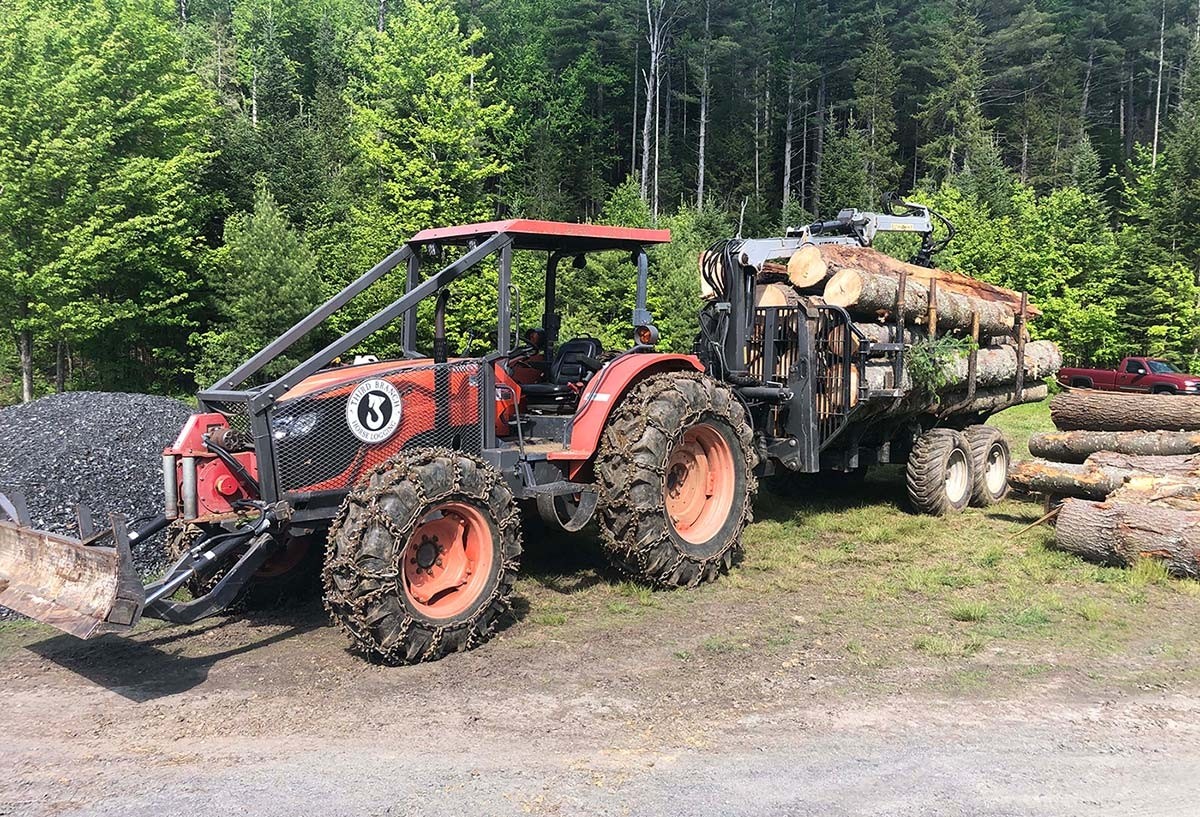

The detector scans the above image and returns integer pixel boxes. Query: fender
[548,352,704,473]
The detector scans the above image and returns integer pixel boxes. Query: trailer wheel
[323,449,521,664]
[964,425,1011,506]
[906,429,973,515]
[595,373,757,587]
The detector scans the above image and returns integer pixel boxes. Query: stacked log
[740,242,1050,419]
[1050,390,1200,431]
[1011,390,1200,579]
[823,268,1016,336]
[1028,430,1200,463]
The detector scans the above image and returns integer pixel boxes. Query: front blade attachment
[0,493,145,639]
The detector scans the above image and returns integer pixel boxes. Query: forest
[2,0,1200,402]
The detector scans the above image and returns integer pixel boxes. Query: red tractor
[0,220,758,663]
[0,211,1036,663]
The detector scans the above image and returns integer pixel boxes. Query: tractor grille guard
[271,359,486,496]
[195,359,488,517]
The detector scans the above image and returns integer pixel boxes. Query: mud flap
[0,493,145,639]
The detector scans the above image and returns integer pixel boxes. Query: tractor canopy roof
[408,219,671,253]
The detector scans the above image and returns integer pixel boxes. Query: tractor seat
[522,337,603,400]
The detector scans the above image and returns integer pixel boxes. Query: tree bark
[17,329,33,404]
[1029,430,1200,463]
[1054,498,1200,578]
[755,283,804,307]
[781,64,794,215]
[823,267,1017,336]
[811,76,825,214]
[1050,391,1200,432]
[859,382,1048,421]
[695,0,709,209]
[1011,453,1200,500]
[1009,458,1131,499]
[793,244,1037,316]
[1152,0,1166,166]
[857,340,1059,392]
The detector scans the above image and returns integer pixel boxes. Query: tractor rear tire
[964,425,1010,507]
[906,428,974,515]
[595,373,757,587]
[323,449,521,664]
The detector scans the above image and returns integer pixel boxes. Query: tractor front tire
[595,373,757,587]
[906,428,974,515]
[323,449,521,664]
[964,425,1010,507]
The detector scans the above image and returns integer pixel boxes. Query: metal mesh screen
[748,306,804,383]
[271,360,486,494]
[813,307,859,447]
[202,398,254,436]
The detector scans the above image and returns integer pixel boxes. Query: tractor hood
[279,357,440,402]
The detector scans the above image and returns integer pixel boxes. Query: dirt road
[3,597,1199,817]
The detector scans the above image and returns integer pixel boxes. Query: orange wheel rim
[402,501,495,619]
[664,423,736,545]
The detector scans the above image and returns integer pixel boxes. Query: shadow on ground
[25,601,327,702]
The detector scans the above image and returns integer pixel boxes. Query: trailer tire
[906,428,973,515]
[595,372,757,587]
[964,425,1010,507]
[323,449,521,664]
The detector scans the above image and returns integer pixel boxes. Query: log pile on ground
[749,243,1053,416]
[1010,389,1200,578]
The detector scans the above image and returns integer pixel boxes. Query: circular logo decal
[346,379,403,444]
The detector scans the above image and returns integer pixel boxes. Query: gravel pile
[0,392,194,602]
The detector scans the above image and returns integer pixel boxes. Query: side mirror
[1135,367,1147,375]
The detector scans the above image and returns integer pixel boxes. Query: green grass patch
[949,601,990,622]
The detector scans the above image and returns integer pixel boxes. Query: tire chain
[594,372,758,588]
[322,448,522,664]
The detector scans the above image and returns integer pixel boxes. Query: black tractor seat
[522,337,603,402]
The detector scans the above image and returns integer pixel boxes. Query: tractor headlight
[635,324,660,346]
[272,412,319,440]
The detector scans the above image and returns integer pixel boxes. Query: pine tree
[819,119,870,216]
[853,6,902,204]
[917,0,988,183]
[193,184,321,386]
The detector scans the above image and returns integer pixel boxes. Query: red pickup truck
[1057,357,1200,394]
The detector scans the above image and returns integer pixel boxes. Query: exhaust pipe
[181,456,198,519]
[163,454,178,519]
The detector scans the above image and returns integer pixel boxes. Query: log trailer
[0,210,1041,664]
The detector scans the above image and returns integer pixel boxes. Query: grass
[490,398,1200,694]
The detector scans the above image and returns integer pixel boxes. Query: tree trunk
[858,340,1059,391]
[1054,498,1200,578]
[1152,0,1166,166]
[1009,459,1131,499]
[1029,430,1200,463]
[1050,391,1200,432]
[17,329,33,404]
[858,382,1047,421]
[794,244,1037,316]
[696,0,709,209]
[1012,452,1200,500]
[811,76,825,214]
[781,64,794,215]
[755,283,804,307]
[54,341,65,393]
[823,268,1017,336]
